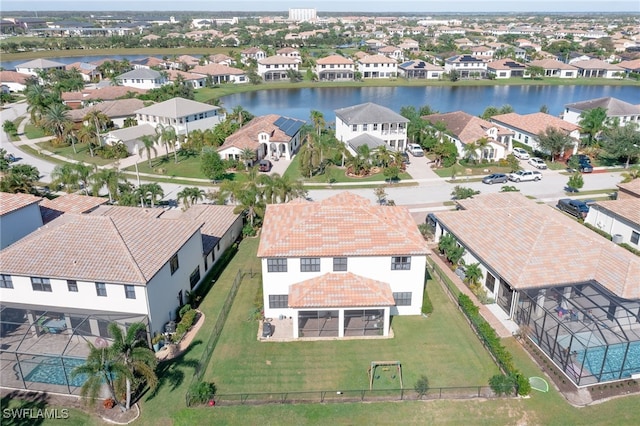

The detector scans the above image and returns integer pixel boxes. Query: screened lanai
[0,303,149,395]
[514,281,640,386]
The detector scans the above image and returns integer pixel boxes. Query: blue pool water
[24,357,87,387]
[576,342,640,382]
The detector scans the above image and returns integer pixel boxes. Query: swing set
[368,361,403,390]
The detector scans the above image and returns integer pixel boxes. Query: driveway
[404,152,441,181]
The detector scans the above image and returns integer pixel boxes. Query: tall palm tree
[51,163,80,193]
[229,106,253,127]
[107,322,158,411]
[77,124,97,157]
[373,145,394,168]
[476,137,490,161]
[139,135,157,168]
[157,124,177,160]
[84,109,110,149]
[139,183,164,207]
[462,141,479,163]
[71,341,131,412]
[310,110,325,136]
[579,107,607,147]
[91,168,125,202]
[218,180,244,205]
[177,186,204,209]
[74,163,95,195]
[239,148,256,170]
[25,84,54,125]
[42,103,71,141]
[234,186,265,228]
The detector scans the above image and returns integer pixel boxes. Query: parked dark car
[400,151,410,164]
[262,321,273,338]
[557,198,590,219]
[577,160,593,173]
[258,159,272,172]
[482,173,508,185]
[567,155,593,173]
[426,213,437,232]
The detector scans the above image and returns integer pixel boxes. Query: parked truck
[508,170,542,182]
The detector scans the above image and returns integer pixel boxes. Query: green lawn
[35,141,116,167]
[127,155,243,182]
[432,163,512,178]
[24,124,48,139]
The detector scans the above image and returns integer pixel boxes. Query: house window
[267,258,287,272]
[95,282,107,297]
[31,277,52,292]
[631,231,640,245]
[269,295,289,309]
[0,274,13,289]
[393,292,412,306]
[124,285,136,299]
[67,280,78,292]
[363,124,368,131]
[391,256,411,270]
[333,257,348,272]
[189,266,201,289]
[301,258,321,272]
[170,254,179,275]
[352,124,357,131]
[373,123,378,130]
[485,274,496,293]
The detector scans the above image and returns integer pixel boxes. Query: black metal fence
[188,385,510,407]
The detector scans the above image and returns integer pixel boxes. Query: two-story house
[397,60,445,79]
[423,111,512,161]
[444,55,487,78]
[490,112,580,157]
[114,68,168,90]
[562,97,640,128]
[240,47,266,64]
[135,97,224,137]
[315,55,355,81]
[0,192,42,249]
[257,192,429,339]
[14,58,65,77]
[276,47,302,63]
[356,54,398,79]
[257,56,299,81]
[335,102,409,153]
[190,63,247,84]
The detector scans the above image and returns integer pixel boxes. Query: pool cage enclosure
[0,304,149,395]
[514,281,640,386]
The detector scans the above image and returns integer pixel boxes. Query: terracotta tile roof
[277,47,299,54]
[242,47,264,55]
[218,114,303,152]
[316,55,354,65]
[208,53,233,63]
[617,179,640,197]
[0,192,41,216]
[61,86,147,103]
[0,71,29,84]
[618,59,640,71]
[592,199,640,226]
[491,112,579,135]
[160,205,240,254]
[135,97,219,119]
[487,58,526,70]
[289,272,395,308]
[572,59,624,71]
[529,59,578,71]
[89,205,164,219]
[166,69,205,81]
[258,56,299,65]
[358,54,397,64]
[191,63,245,76]
[435,193,640,299]
[39,194,108,223]
[0,214,202,284]
[455,192,530,210]
[423,111,510,144]
[257,192,429,258]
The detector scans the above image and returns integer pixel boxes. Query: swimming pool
[576,341,640,382]
[23,357,88,387]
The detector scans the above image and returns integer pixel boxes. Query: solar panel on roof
[275,117,304,137]
[400,61,414,67]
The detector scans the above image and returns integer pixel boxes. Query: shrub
[179,304,192,319]
[422,288,434,314]
[511,372,531,396]
[414,375,430,398]
[180,309,197,329]
[242,222,257,237]
[188,381,217,405]
[489,374,515,396]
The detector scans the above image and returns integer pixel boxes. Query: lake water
[221,85,640,122]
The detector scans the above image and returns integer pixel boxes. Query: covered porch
[287,273,394,339]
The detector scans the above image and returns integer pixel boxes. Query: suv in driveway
[528,157,548,169]
[406,143,424,157]
[512,148,530,160]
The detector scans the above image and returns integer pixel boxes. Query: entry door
[497,279,514,314]
[178,290,183,306]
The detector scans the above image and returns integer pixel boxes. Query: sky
[1,1,639,13]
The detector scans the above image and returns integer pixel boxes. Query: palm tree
[218,180,244,205]
[157,124,177,160]
[71,341,131,412]
[139,183,164,207]
[177,187,204,209]
[107,322,158,411]
[464,263,483,286]
[84,109,110,149]
[77,124,97,157]
[229,106,253,127]
[91,168,125,202]
[373,145,394,168]
[139,135,157,168]
[310,110,325,136]
[476,137,490,161]
[74,163,95,195]
[620,167,640,183]
[462,141,479,163]
[51,163,80,193]
[234,186,265,228]
[25,84,54,125]
[42,103,71,141]
[579,107,607,147]
[239,147,256,170]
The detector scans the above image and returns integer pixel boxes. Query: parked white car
[512,148,530,160]
[508,170,542,182]
[406,143,424,157]
[528,157,548,169]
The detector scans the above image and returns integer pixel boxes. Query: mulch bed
[520,338,640,402]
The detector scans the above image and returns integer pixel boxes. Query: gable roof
[529,59,578,71]
[257,192,429,258]
[15,58,65,69]
[191,63,245,76]
[135,97,219,119]
[39,194,108,223]
[571,59,624,71]
[357,54,397,64]
[218,114,304,151]
[617,179,640,198]
[0,192,41,216]
[435,193,640,299]
[0,214,202,284]
[564,97,640,117]
[591,199,640,226]
[316,55,354,65]
[258,56,299,65]
[491,112,580,135]
[335,102,408,125]
[289,272,395,308]
[68,99,146,122]
[105,123,157,142]
[348,133,386,150]
[116,68,162,80]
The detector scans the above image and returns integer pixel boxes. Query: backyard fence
[186,385,513,407]
[189,268,255,384]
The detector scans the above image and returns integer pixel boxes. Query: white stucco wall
[585,207,640,248]
[335,117,408,151]
[261,255,426,319]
